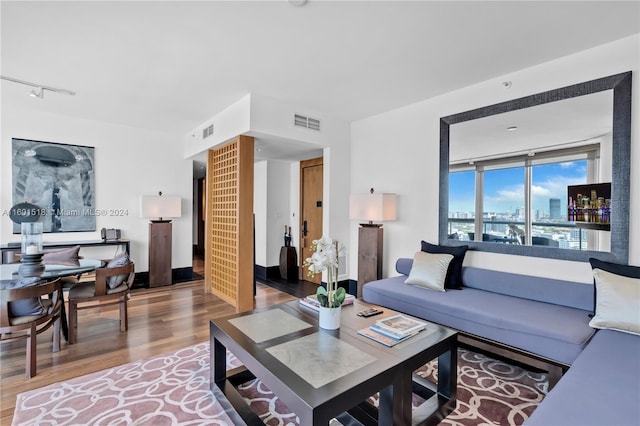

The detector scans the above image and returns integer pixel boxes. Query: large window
[448,145,601,250]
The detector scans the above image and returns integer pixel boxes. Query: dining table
[1,258,104,341]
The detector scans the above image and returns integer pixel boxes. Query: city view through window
[448,160,592,250]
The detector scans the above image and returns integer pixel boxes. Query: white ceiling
[2,1,639,165]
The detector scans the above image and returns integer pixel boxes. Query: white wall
[350,34,640,284]
[265,161,292,267]
[250,95,352,279]
[1,107,193,273]
[187,93,352,279]
[183,94,251,159]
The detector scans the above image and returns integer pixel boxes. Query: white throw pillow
[404,251,454,292]
[589,268,640,336]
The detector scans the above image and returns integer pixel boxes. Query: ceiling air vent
[202,123,214,139]
[294,114,320,131]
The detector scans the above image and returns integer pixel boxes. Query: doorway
[299,157,323,284]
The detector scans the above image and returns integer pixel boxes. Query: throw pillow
[421,241,468,289]
[589,268,640,336]
[405,251,454,292]
[42,245,81,265]
[106,252,130,290]
[588,258,640,314]
[0,277,46,317]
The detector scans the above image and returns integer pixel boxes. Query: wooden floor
[0,277,297,425]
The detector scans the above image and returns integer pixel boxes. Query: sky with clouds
[450,160,588,215]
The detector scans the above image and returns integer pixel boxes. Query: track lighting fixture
[29,88,44,99]
[1,75,75,98]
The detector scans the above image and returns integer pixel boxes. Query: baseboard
[131,266,196,289]
[348,279,357,296]
[254,265,280,281]
[319,279,351,292]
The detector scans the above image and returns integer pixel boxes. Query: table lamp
[140,192,181,287]
[349,188,397,297]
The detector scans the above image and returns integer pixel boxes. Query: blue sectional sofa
[526,329,640,425]
[363,258,640,425]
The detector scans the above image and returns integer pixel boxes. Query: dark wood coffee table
[210,299,457,425]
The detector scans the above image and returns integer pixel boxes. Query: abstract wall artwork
[11,138,95,233]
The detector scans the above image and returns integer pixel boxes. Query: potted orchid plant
[304,236,346,329]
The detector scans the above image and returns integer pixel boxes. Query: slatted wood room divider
[205,135,254,312]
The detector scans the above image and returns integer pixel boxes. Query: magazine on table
[369,324,420,340]
[298,293,355,311]
[357,327,416,347]
[375,314,426,337]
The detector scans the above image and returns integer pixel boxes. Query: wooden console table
[1,239,130,264]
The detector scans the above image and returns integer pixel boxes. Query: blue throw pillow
[0,277,46,317]
[421,241,469,289]
[106,252,130,290]
[589,258,640,315]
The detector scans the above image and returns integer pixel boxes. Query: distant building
[549,198,561,220]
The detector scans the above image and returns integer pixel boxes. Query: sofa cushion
[420,241,468,289]
[106,252,130,290]
[589,258,640,314]
[42,245,81,265]
[363,275,595,364]
[525,329,640,426]
[0,277,46,317]
[462,267,594,312]
[404,251,453,292]
[589,268,640,335]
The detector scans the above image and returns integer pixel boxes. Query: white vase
[319,305,341,330]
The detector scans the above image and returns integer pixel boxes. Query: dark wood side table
[279,246,297,280]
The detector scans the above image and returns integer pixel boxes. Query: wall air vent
[202,123,214,139]
[294,114,320,131]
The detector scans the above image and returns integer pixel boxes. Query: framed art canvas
[11,138,96,233]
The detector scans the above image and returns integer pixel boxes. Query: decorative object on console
[405,251,453,292]
[303,236,346,330]
[140,192,181,287]
[421,241,469,289]
[19,223,45,277]
[21,222,43,255]
[279,225,297,280]
[101,228,121,241]
[349,188,397,297]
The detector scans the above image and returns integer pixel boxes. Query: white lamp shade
[140,195,182,219]
[349,193,397,223]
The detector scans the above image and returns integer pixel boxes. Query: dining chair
[67,260,135,344]
[0,278,63,378]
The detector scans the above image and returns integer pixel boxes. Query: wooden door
[299,157,323,284]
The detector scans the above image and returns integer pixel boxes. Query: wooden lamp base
[357,223,383,298]
[148,221,172,287]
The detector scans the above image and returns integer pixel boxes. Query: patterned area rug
[12,342,548,425]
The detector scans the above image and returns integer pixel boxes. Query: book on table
[357,327,418,347]
[374,314,426,337]
[298,293,355,311]
[358,314,427,347]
